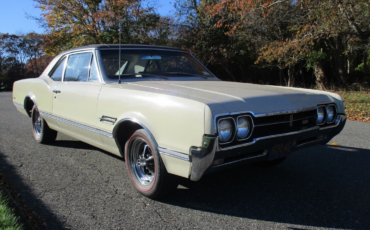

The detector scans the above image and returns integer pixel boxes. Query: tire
[255,157,287,167]
[125,129,178,199]
[31,106,57,144]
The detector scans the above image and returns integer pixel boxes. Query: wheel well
[114,120,143,159]
[24,97,34,117]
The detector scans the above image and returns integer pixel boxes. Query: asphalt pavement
[1,91,369,230]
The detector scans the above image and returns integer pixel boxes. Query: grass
[0,191,23,230]
[333,91,370,122]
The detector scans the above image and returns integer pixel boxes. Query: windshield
[99,49,215,81]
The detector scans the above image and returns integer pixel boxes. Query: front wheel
[125,129,177,199]
[31,106,57,144]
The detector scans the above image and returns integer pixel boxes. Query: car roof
[65,44,185,53]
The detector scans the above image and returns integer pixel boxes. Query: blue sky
[0,0,175,34]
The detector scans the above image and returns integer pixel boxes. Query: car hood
[115,80,343,115]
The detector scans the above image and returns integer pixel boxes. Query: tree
[23,33,47,77]
[34,0,161,55]
[174,0,257,81]
[205,0,370,88]
[0,32,49,86]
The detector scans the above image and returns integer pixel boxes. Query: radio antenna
[118,19,122,84]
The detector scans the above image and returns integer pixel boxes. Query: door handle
[53,90,61,94]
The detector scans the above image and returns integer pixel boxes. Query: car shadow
[51,140,98,150]
[0,151,65,229]
[50,140,123,161]
[163,145,370,229]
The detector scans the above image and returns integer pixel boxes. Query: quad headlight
[218,118,234,143]
[326,104,336,123]
[317,106,326,125]
[237,116,252,140]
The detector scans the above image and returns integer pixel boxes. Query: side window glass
[50,57,66,81]
[89,57,99,81]
[65,53,92,82]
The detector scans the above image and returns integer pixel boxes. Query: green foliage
[305,51,328,70]
[355,50,370,72]
[0,192,23,230]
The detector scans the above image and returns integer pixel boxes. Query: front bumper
[189,114,347,181]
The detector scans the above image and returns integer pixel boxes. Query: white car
[13,45,346,199]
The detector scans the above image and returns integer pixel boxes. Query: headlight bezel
[236,115,254,141]
[326,104,337,124]
[316,105,326,125]
[217,117,236,144]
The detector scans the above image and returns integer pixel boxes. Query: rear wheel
[125,129,177,199]
[31,106,57,144]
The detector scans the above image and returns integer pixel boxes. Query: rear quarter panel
[13,77,54,115]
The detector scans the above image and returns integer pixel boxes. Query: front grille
[252,110,317,137]
[218,109,317,148]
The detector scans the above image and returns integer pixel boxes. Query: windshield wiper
[164,72,208,79]
[119,73,168,80]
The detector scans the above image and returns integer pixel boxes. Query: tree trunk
[34,53,39,76]
[282,70,287,86]
[314,63,327,90]
[336,36,346,85]
[300,62,305,87]
[241,65,244,82]
[364,50,368,80]
[287,65,294,87]
[347,58,351,75]
[279,69,283,86]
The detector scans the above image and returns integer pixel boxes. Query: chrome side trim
[40,112,113,138]
[13,102,23,109]
[158,147,190,162]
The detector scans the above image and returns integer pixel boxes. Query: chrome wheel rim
[32,108,42,138]
[130,138,155,185]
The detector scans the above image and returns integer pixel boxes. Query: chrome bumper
[189,114,347,181]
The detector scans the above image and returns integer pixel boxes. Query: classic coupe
[13,44,346,198]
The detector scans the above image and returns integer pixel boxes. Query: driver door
[52,51,103,145]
